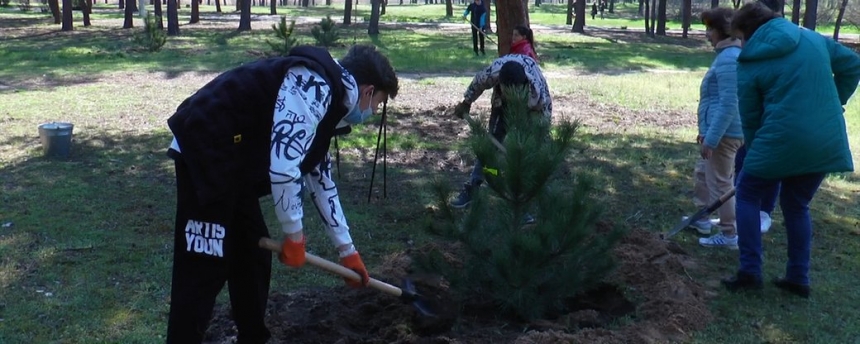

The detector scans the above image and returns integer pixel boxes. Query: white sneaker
[682,216,716,234]
[699,232,739,249]
[760,211,772,233]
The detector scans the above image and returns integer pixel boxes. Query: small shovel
[661,187,736,240]
[258,238,436,317]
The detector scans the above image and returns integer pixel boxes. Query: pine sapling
[311,15,341,48]
[267,16,298,56]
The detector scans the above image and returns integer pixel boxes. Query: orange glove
[340,252,370,288]
[278,236,306,268]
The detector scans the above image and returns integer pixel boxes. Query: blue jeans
[736,172,825,285]
[735,145,780,213]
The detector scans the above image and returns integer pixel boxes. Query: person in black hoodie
[164,45,399,344]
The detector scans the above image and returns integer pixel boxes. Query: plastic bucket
[38,122,74,159]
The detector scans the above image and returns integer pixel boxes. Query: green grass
[3,10,860,343]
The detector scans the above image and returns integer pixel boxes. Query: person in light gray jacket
[686,7,744,249]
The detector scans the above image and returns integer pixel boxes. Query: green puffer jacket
[737,18,860,179]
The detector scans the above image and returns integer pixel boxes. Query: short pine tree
[133,14,167,52]
[267,16,298,56]
[311,15,341,47]
[417,86,626,321]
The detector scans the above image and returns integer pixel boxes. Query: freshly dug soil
[204,225,711,344]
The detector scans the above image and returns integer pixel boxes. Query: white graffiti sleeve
[463,63,501,104]
[303,153,352,247]
[270,66,332,235]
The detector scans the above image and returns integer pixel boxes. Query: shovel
[258,237,436,317]
[661,187,736,240]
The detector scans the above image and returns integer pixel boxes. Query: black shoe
[721,272,763,292]
[450,182,478,209]
[772,277,810,299]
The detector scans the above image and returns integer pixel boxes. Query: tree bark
[833,0,849,40]
[82,0,92,26]
[168,0,180,35]
[238,0,252,30]
[190,0,199,23]
[62,0,73,30]
[215,0,221,12]
[301,0,308,7]
[608,0,614,13]
[49,0,61,24]
[154,0,164,29]
[656,0,666,35]
[572,0,584,33]
[801,0,817,30]
[681,0,690,38]
[497,0,528,55]
[790,0,800,24]
[565,0,572,25]
[123,0,134,28]
[484,0,492,33]
[445,0,452,16]
[119,0,124,9]
[643,0,650,36]
[270,0,276,14]
[710,0,716,8]
[343,0,352,24]
[368,0,380,34]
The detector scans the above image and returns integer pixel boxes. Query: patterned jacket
[167,46,360,247]
[463,54,552,120]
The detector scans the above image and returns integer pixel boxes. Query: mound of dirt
[204,224,711,344]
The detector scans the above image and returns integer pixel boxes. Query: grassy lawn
[2,8,860,343]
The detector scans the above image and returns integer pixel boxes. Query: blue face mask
[343,104,373,124]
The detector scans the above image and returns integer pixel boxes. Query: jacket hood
[739,18,800,61]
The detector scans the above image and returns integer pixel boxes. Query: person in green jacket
[721,2,860,298]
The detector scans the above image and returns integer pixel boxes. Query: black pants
[166,156,272,344]
[471,26,485,54]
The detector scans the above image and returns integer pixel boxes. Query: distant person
[510,25,538,62]
[463,0,488,56]
[721,2,860,298]
[591,2,598,20]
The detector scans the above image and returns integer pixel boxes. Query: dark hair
[757,0,783,14]
[499,61,528,86]
[339,45,399,99]
[700,7,735,40]
[513,25,537,51]
[731,1,781,41]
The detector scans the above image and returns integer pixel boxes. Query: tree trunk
[681,0,690,38]
[608,0,614,13]
[833,0,849,40]
[215,0,221,12]
[709,0,716,8]
[123,0,134,28]
[129,0,138,12]
[638,0,644,15]
[731,0,740,8]
[496,0,528,54]
[381,0,386,15]
[368,0,380,34]
[572,0,584,33]
[49,0,61,24]
[190,0,199,23]
[301,0,308,7]
[484,0,492,33]
[802,0,817,30]
[445,0,452,16]
[62,0,73,30]
[82,0,92,25]
[270,0,275,14]
[656,0,665,35]
[649,0,656,36]
[168,0,180,35]
[643,0,650,36]
[238,0,252,30]
[565,0,572,25]
[154,0,164,29]
[790,0,800,24]
[119,0,124,9]
[343,0,352,24]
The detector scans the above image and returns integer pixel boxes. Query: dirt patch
[204,224,711,344]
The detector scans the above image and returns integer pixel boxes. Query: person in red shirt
[510,25,538,62]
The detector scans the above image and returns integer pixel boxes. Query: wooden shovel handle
[258,237,403,297]
[462,112,507,154]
